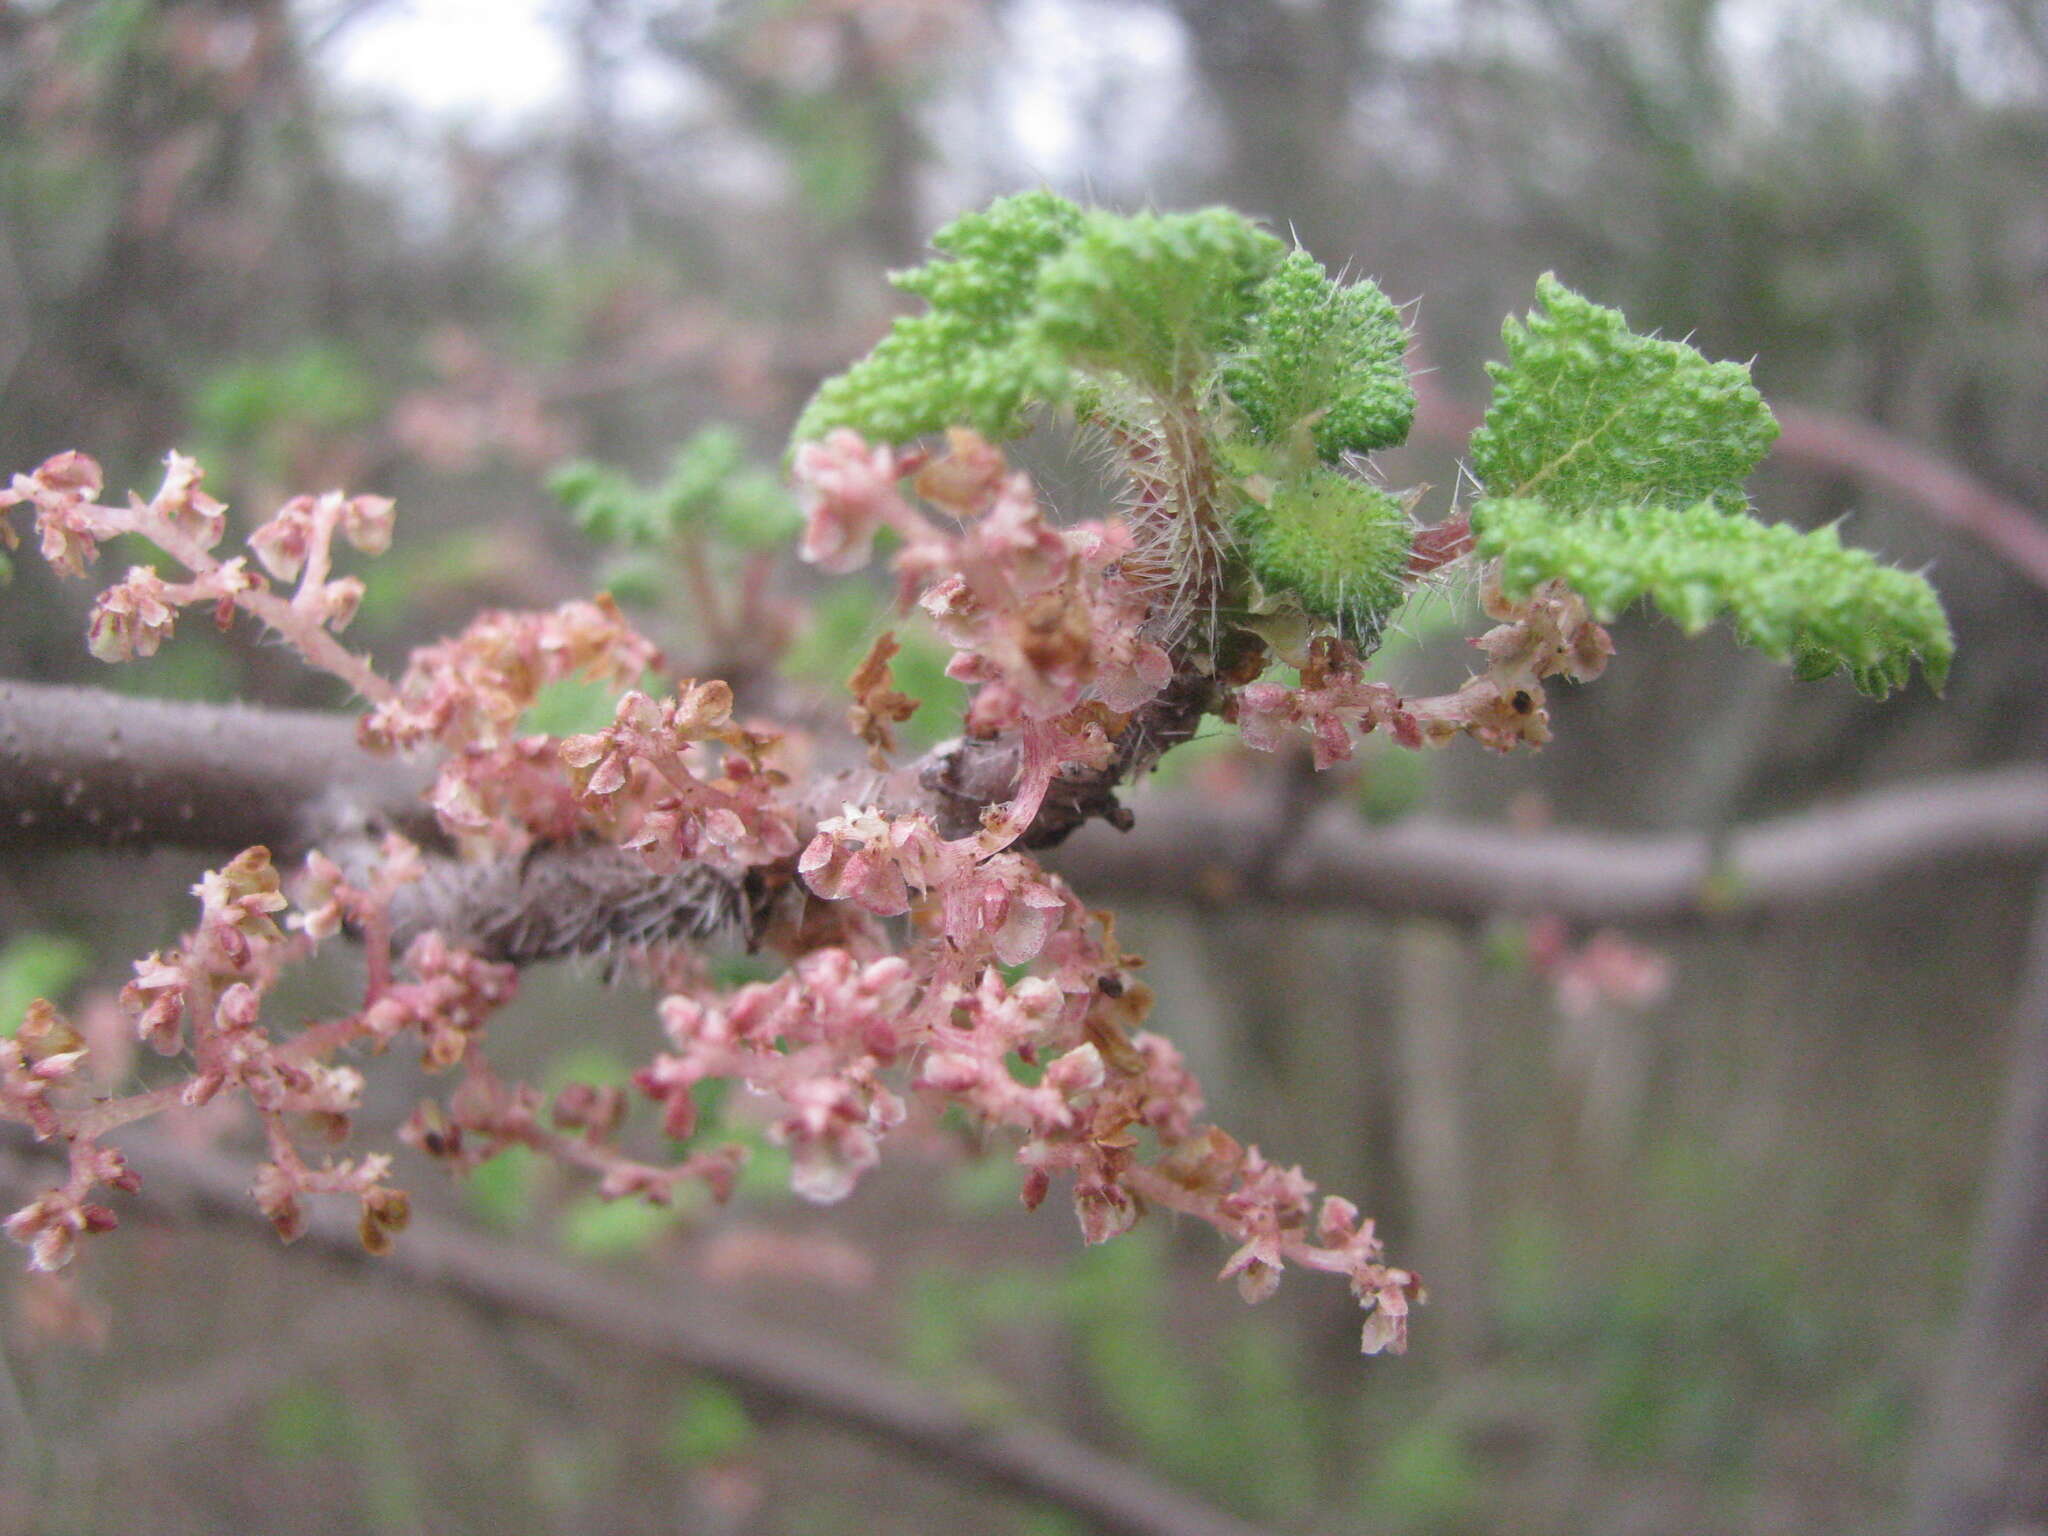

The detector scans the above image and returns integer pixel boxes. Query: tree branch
[1051,769,2048,926]
[3,682,2044,941]
[0,1129,1276,1536]
[0,680,434,856]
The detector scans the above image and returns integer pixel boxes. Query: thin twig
[0,1130,1276,1536]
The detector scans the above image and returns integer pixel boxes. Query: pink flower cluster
[628,918,1419,1349]
[1,1002,92,1144]
[4,436,1426,1352]
[2,1136,135,1273]
[793,428,1173,732]
[561,681,798,873]
[356,931,519,1070]
[361,594,659,754]
[402,1058,746,1209]
[798,805,1068,963]
[641,950,916,1202]
[1415,575,1615,752]
[5,847,424,1268]
[1233,643,1422,769]
[1230,575,1615,766]
[359,595,668,850]
[776,766,1419,1345]
[0,451,393,698]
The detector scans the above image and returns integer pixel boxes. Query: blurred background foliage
[1,0,2044,1532]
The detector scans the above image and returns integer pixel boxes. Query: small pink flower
[5,1145,136,1271]
[1356,1271,1420,1356]
[250,1160,307,1242]
[86,567,179,661]
[792,430,904,574]
[634,1049,703,1140]
[1074,1175,1140,1245]
[151,452,228,549]
[316,576,365,631]
[1219,1234,1284,1304]
[291,852,350,941]
[1093,637,1172,713]
[1,449,101,508]
[249,494,319,580]
[1042,1042,1104,1097]
[798,806,941,917]
[123,951,191,1055]
[342,494,396,555]
[1234,681,1298,755]
[4,451,107,577]
[772,1076,889,1205]
[976,474,1072,595]
[939,852,1070,965]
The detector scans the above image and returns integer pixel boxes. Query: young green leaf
[793,189,1086,444]
[1471,496,1954,696]
[794,197,1284,444]
[1229,457,1413,651]
[1468,277,1951,695]
[1223,250,1415,461]
[1029,207,1284,396]
[553,427,797,551]
[1470,275,1777,514]
[549,459,655,546]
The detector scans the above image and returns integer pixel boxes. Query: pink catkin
[2,432,1418,1350]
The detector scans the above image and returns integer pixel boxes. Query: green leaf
[1468,277,1950,696]
[593,551,672,609]
[658,426,748,518]
[1471,496,1954,696]
[549,459,652,546]
[794,197,1284,445]
[1228,457,1413,651]
[1223,250,1414,460]
[553,428,796,553]
[794,190,1086,444]
[709,472,802,552]
[1470,275,1778,514]
[1029,207,1283,396]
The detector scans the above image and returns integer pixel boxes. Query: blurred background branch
[0,1128,1276,1536]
